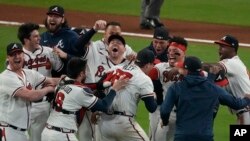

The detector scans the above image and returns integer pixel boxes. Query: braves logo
[162,70,182,83]
[24,56,52,70]
[55,40,64,49]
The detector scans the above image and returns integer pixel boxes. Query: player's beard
[47,23,62,33]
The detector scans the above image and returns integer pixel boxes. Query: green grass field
[0,1,249,141]
[0,0,250,26]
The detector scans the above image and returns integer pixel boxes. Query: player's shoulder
[73,85,94,97]
[132,67,150,80]
[60,27,78,38]
[23,69,44,78]
[23,68,37,74]
[41,45,53,51]
[92,40,105,48]
[155,62,170,69]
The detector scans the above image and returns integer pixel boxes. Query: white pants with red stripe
[99,114,149,141]
[29,101,50,141]
[149,106,176,141]
[0,126,29,141]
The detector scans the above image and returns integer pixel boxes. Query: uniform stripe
[128,117,146,141]
[219,62,227,73]
[140,93,154,99]
[66,133,70,141]
[35,77,46,89]
[82,45,89,59]
[87,97,98,109]
[11,87,23,97]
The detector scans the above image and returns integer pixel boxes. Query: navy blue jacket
[160,73,250,140]
[40,27,84,76]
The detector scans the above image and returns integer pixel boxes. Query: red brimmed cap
[214,35,239,49]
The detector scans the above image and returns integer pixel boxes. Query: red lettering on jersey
[163,70,170,83]
[95,65,105,77]
[24,57,52,70]
[104,69,132,84]
[163,70,182,82]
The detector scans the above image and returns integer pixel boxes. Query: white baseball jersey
[79,40,133,141]
[0,68,46,129]
[98,64,154,141]
[108,64,154,116]
[219,56,250,98]
[154,62,175,98]
[83,41,132,83]
[46,77,98,131]
[23,45,63,141]
[219,55,250,124]
[23,45,63,77]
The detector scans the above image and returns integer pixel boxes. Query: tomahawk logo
[12,44,18,49]
[52,7,59,12]
[55,40,64,49]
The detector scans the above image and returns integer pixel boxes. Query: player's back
[47,78,97,131]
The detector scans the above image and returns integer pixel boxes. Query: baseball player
[0,43,58,141]
[144,26,171,141]
[97,49,157,141]
[203,35,250,124]
[41,57,128,141]
[148,36,188,141]
[79,33,133,141]
[40,5,88,77]
[17,23,64,141]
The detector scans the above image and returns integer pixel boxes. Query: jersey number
[55,92,65,111]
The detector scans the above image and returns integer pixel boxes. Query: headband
[170,42,187,52]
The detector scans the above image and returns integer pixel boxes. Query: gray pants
[140,0,164,23]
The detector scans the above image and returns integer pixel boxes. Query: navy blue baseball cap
[108,34,126,46]
[153,27,171,40]
[175,56,202,72]
[214,35,239,50]
[135,49,155,65]
[47,5,64,17]
[7,42,23,55]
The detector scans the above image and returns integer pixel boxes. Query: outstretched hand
[53,47,67,59]
[111,75,129,91]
